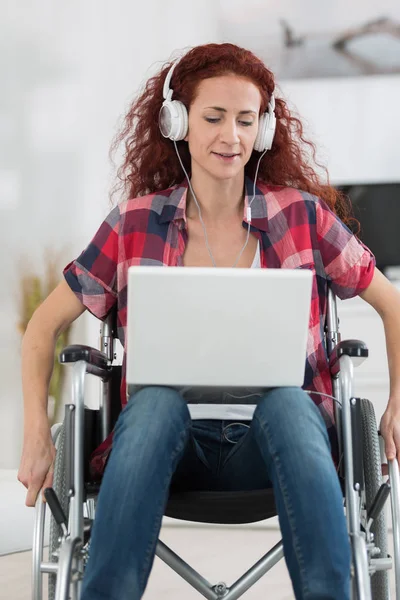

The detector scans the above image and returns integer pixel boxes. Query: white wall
[0,1,88,471]
[280,75,400,185]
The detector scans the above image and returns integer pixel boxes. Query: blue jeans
[80,386,350,600]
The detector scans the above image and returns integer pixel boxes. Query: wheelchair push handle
[44,487,68,529]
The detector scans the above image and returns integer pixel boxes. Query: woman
[18,43,400,600]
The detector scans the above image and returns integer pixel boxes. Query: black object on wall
[337,183,400,271]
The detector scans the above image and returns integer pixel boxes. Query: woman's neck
[186,170,245,224]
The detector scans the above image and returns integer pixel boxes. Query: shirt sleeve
[63,204,120,320]
[315,197,375,300]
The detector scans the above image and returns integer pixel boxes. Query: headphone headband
[162,61,178,101]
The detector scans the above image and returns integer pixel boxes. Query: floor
[0,525,396,599]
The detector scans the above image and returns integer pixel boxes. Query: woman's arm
[22,280,86,425]
[18,280,86,506]
[359,269,400,461]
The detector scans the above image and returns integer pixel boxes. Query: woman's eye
[204,117,254,126]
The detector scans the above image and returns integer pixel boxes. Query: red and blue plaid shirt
[64,177,375,477]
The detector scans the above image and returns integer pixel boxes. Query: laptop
[126,267,312,395]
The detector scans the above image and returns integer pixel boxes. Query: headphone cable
[174,140,266,268]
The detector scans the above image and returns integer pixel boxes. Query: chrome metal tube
[156,538,284,600]
[32,496,46,600]
[70,361,85,542]
[40,562,58,574]
[100,316,113,363]
[389,458,400,599]
[223,541,284,600]
[54,537,82,600]
[351,533,372,600]
[68,360,86,598]
[326,287,341,354]
[99,316,113,441]
[157,539,217,599]
[339,355,360,534]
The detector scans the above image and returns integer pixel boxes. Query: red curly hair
[110,43,355,227]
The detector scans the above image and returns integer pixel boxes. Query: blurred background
[220,0,400,79]
[1,0,399,591]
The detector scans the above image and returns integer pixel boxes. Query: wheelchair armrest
[59,344,108,370]
[329,339,369,375]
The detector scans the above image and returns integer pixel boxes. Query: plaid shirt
[64,177,375,478]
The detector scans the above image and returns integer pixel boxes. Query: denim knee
[114,386,191,442]
[254,387,331,454]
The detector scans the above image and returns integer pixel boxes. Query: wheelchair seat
[84,482,276,525]
[165,488,276,525]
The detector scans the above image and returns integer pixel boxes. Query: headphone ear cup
[175,100,188,140]
[254,114,268,152]
[159,100,188,141]
[254,111,276,152]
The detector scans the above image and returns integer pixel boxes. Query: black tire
[48,422,69,600]
[360,398,390,600]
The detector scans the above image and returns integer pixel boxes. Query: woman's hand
[379,403,400,476]
[18,423,56,507]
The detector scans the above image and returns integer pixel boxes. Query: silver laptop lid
[126,267,312,390]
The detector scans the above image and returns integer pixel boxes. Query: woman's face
[185,75,262,182]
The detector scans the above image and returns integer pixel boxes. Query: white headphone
[159,60,277,152]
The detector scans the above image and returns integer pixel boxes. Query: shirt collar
[159,176,269,232]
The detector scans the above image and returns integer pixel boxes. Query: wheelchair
[31,286,400,600]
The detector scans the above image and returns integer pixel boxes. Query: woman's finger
[41,464,55,502]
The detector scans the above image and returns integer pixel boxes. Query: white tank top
[187,241,261,422]
[250,239,261,268]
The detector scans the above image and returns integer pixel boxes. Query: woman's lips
[212,152,240,162]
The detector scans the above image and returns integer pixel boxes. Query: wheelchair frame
[31,287,400,600]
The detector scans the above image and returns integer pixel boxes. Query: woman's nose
[219,120,240,145]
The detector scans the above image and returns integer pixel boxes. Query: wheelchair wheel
[361,398,390,600]
[48,422,69,600]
